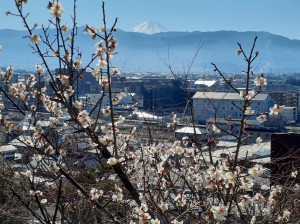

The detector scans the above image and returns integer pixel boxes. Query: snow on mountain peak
[132,21,168,34]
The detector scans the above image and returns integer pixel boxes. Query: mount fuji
[132,21,168,34]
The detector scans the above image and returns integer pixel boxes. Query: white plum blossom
[241,177,254,191]
[101,106,110,115]
[100,25,106,34]
[35,64,44,73]
[13,172,20,177]
[238,195,252,209]
[97,59,107,67]
[98,135,109,145]
[118,115,125,124]
[250,216,256,224]
[245,90,255,100]
[74,100,83,110]
[95,47,104,56]
[90,188,103,200]
[49,163,59,173]
[276,210,291,222]
[61,24,69,32]
[34,154,42,162]
[112,68,120,74]
[107,157,118,166]
[150,219,160,224]
[159,203,168,212]
[30,34,41,44]
[91,68,101,79]
[239,90,245,98]
[212,124,221,134]
[73,60,82,70]
[245,106,255,115]
[257,114,267,123]
[77,110,91,128]
[225,171,236,185]
[254,76,267,86]
[256,137,262,144]
[291,170,298,178]
[140,203,148,212]
[248,164,264,178]
[211,205,228,222]
[269,104,285,115]
[174,194,186,207]
[64,85,74,97]
[49,1,64,17]
[236,50,242,56]
[40,199,47,204]
[21,170,32,178]
[139,213,151,222]
[0,102,5,110]
[83,26,97,35]
[253,193,265,205]
[60,75,69,84]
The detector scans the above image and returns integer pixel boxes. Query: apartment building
[192,91,274,124]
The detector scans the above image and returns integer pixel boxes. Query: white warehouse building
[192,92,274,124]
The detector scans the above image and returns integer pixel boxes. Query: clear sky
[0,0,300,40]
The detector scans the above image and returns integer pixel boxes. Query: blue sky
[0,0,300,39]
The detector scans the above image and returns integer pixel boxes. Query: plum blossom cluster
[240,90,255,100]
[0,66,14,82]
[0,2,297,223]
[77,110,92,128]
[30,34,41,44]
[269,104,285,115]
[90,188,104,201]
[48,1,64,17]
[254,75,267,86]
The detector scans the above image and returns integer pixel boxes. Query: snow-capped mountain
[132,21,168,34]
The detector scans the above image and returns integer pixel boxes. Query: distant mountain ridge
[0,27,300,72]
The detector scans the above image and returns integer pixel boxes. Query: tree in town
[0,0,298,223]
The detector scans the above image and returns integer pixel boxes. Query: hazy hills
[1,27,300,73]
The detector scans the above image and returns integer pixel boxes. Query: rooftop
[175,126,208,135]
[194,80,217,87]
[202,141,271,163]
[192,92,269,101]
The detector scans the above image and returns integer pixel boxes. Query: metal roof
[192,92,269,101]
[175,126,208,135]
[194,80,217,87]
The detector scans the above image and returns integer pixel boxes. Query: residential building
[281,107,297,123]
[120,77,186,114]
